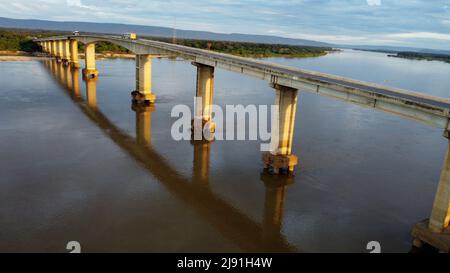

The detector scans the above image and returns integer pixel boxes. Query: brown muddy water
[1,49,449,252]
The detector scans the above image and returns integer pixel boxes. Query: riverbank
[0,50,332,62]
[0,51,51,61]
[388,52,450,64]
[0,51,137,61]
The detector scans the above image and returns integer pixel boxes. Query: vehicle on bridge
[72,31,80,36]
[122,32,137,40]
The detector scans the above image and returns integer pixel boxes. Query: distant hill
[344,44,450,56]
[0,17,331,47]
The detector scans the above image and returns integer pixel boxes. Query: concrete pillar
[192,142,211,186]
[70,40,80,68]
[71,68,80,98]
[133,104,154,146]
[195,63,214,121]
[52,40,58,57]
[85,78,97,109]
[62,40,71,65]
[262,84,299,174]
[83,43,98,79]
[57,40,64,60]
[429,139,450,232]
[131,54,156,104]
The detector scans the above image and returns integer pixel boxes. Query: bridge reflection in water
[40,60,298,253]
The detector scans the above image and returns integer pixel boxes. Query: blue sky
[1,0,450,49]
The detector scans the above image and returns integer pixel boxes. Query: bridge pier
[82,43,99,79]
[56,40,64,62]
[70,40,79,68]
[42,42,48,53]
[192,62,215,139]
[262,84,299,175]
[51,40,57,58]
[62,40,71,66]
[132,103,154,146]
[131,54,156,104]
[412,137,450,253]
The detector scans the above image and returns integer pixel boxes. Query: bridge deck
[36,35,450,130]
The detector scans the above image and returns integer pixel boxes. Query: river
[0,49,447,252]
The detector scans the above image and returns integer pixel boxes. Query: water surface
[0,50,447,252]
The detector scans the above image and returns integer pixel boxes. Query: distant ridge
[0,17,331,47]
[342,44,450,56]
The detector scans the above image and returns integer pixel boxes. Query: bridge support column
[83,43,98,79]
[192,62,215,139]
[51,40,57,57]
[412,138,450,253]
[62,40,71,66]
[131,54,155,104]
[48,42,52,54]
[57,40,64,62]
[70,40,80,68]
[262,84,298,175]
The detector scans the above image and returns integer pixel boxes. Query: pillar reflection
[132,103,154,147]
[85,78,98,109]
[192,141,211,187]
[71,68,80,98]
[260,172,294,248]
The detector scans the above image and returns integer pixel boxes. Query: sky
[1,0,450,50]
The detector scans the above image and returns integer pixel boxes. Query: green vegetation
[0,29,61,53]
[388,52,450,63]
[147,37,331,58]
[0,28,331,58]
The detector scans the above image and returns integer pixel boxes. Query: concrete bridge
[41,59,296,252]
[35,35,449,252]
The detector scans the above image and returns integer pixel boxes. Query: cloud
[366,0,381,6]
[1,0,450,50]
[386,32,450,41]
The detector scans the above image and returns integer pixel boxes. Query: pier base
[411,219,450,253]
[71,62,80,69]
[131,91,156,105]
[62,59,70,66]
[82,69,99,79]
[262,152,298,175]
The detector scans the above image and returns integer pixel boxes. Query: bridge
[41,59,297,252]
[35,35,450,252]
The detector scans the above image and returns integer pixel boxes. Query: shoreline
[0,49,334,62]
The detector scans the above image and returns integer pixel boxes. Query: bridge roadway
[37,34,450,131]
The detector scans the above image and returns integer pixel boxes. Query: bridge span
[35,35,449,252]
